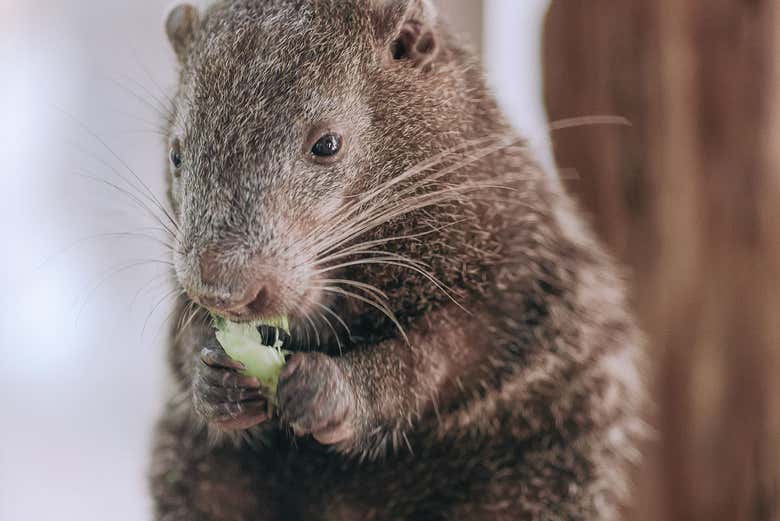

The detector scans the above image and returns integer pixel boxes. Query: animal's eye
[310,134,343,159]
[170,139,183,174]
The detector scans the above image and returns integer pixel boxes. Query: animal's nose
[198,282,269,317]
[197,248,273,317]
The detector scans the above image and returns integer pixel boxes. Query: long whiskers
[314,285,409,345]
[314,309,343,354]
[302,312,322,348]
[313,302,352,348]
[75,258,174,325]
[299,135,504,251]
[307,137,522,261]
[319,278,389,302]
[38,229,177,271]
[290,137,531,344]
[74,171,179,242]
[56,106,179,233]
[304,220,467,270]
[142,287,186,340]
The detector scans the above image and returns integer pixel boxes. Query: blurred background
[0,1,777,520]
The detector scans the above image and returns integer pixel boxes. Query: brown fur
[149,1,645,519]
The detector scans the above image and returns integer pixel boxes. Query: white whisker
[315,285,409,345]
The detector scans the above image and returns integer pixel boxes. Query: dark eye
[170,139,183,173]
[310,134,342,159]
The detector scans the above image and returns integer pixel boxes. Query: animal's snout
[199,248,223,287]
[194,248,276,319]
[197,281,269,317]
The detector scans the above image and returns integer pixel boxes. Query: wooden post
[543,1,780,520]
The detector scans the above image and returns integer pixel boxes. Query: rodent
[149,1,645,520]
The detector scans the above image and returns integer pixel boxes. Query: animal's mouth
[252,322,292,347]
[197,285,323,328]
[185,277,311,323]
[210,305,270,324]
[178,264,342,351]
[211,313,321,355]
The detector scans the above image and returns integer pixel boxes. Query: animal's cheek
[315,195,346,222]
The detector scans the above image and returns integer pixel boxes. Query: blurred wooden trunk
[543,1,780,520]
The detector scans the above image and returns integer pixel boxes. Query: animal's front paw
[277,353,356,445]
[192,346,270,431]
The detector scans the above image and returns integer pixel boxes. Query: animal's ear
[373,0,439,70]
[166,4,200,63]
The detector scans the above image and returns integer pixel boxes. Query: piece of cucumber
[212,315,290,404]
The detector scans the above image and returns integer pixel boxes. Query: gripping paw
[192,346,270,431]
[277,353,356,445]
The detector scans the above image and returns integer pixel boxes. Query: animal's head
[164,0,500,329]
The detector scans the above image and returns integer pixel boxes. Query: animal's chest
[259,438,522,521]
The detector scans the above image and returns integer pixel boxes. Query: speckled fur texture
[149,1,646,520]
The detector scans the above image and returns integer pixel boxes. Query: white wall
[442,0,554,169]
[1,3,176,519]
[0,2,548,520]
[484,0,553,169]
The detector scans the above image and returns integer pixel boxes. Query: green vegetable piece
[212,314,290,404]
